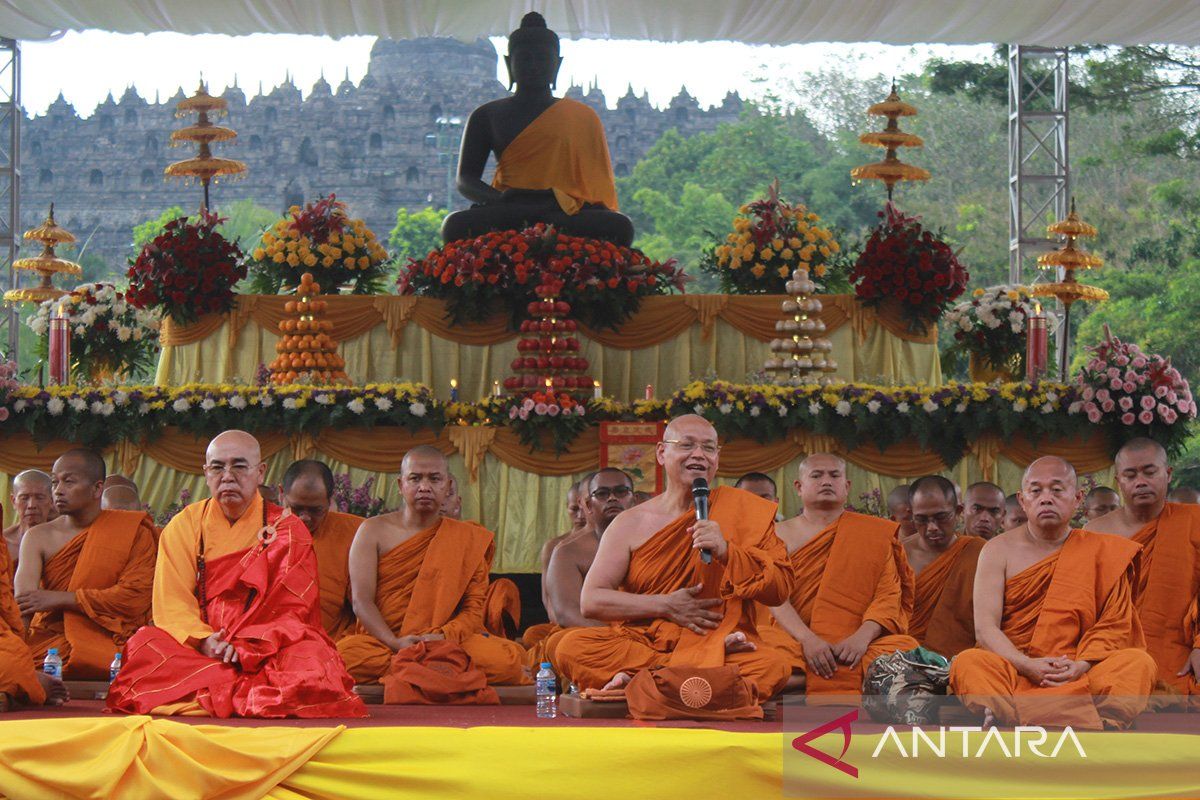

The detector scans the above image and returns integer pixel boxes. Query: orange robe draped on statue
[1126,502,1200,698]
[309,510,363,640]
[0,539,43,704]
[910,536,985,658]
[948,530,1156,729]
[105,495,365,718]
[336,517,529,686]
[492,98,620,215]
[25,510,157,680]
[758,511,919,699]
[554,488,794,702]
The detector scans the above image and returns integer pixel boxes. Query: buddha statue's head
[505,12,563,91]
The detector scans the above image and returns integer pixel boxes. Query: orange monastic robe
[1126,503,1200,697]
[482,577,521,638]
[949,530,1156,729]
[337,518,529,686]
[310,510,363,640]
[554,488,794,702]
[910,535,985,658]
[0,541,43,704]
[25,510,156,679]
[758,511,919,698]
[492,98,619,215]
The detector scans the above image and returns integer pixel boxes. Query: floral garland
[397,223,686,330]
[127,211,245,326]
[701,181,842,294]
[1075,331,1195,448]
[28,283,160,381]
[3,377,1188,462]
[248,194,390,295]
[944,284,1037,373]
[850,203,968,333]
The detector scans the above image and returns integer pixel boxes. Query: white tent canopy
[3,0,1200,45]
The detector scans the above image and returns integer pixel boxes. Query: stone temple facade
[18,37,743,268]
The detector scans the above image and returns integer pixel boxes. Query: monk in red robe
[554,416,793,702]
[758,454,918,699]
[106,430,365,718]
[0,529,66,707]
[3,470,55,579]
[903,475,984,658]
[337,446,529,694]
[1086,437,1200,702]
[525,468,636,669]
[950,456,1155,729]
[280,459,363,640]
[15,449,157,680]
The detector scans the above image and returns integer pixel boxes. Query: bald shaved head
[794,452,850,510]
[103,474,137,492]
[204,429,267,522]
[659,414,720,490]
[12,469,55,531]
[1022,456,1077,490]
[401,445,448,474]
[1020,456,1082,538]
[662,414,717,442]
[1116,437,1168,468]
[13,469,51,492]
[101,485,142,511]
[207,429,262,465]
[798,453,847,475]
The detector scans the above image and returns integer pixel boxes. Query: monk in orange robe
[14,449,156,680]
[522,476,593,651]
[0,528,66,707]
[903,475,985,658]
[337,446,529,690]
[526,468,636,670]
[3,470,55,579]
[554,416,793,702]
[950,456,1155,729]
[280,459,364,640]
[106,431,365,718]
[758,454,918,699]
[1086,437,1200,701]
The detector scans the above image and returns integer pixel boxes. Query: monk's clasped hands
[687,520,728,562]
[800,633,838,679]
[200,629,241,665]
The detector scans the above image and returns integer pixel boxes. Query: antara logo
[791,709,859,778]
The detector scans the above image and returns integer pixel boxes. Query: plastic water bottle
[109,652,122,683]
[42,648,62,679]
[536,661,558,719]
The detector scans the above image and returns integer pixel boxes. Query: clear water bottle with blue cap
[42,647,62,679]
[535,661,558,719]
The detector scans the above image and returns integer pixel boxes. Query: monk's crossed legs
[337,633,530,685]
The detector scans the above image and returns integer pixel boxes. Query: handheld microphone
[692,477,712,564]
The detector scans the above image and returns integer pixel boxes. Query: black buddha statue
[441,12,635,247]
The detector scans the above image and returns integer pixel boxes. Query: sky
[18,31,992,117]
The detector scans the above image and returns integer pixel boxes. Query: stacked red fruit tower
[505,281,593,396]
[269,272,349,384]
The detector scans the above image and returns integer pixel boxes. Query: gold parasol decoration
[3,203,81,305]
[1032,197,1109,379]
[850,81,931,201]
[165,80,247,211]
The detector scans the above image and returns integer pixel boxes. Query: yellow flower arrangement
[702,181,841,294]
[248,194,391,295]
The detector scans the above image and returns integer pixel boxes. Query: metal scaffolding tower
[0,39,18,359]
[1008,45,1070,284]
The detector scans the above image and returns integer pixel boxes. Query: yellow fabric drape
[154,294,942,398]
[0,716,340,800]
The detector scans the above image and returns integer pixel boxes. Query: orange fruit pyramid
[269,272,349,384]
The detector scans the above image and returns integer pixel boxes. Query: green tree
[388,206,446,262]
[131,199,275,253]
[132,205,185,250]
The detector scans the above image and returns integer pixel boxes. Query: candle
[645,384,653,401]
[49,303,69,385]
[1027,304,1048,381]
[491,380,500,398]
[449,378,459,402]
[593,380,602,400]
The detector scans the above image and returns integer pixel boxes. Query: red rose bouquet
[850,203,968,332]
[127,211,245,326]
[397,223,685,330]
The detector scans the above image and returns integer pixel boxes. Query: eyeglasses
[590,486,634,500]
[203,462,259,478]
[913,511,956,527]
[663,439,721,455]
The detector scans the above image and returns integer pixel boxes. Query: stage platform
[0,699,1197,799]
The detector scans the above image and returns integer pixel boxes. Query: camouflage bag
[862,646,950,725]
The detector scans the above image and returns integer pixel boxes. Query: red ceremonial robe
[106,501,366,718]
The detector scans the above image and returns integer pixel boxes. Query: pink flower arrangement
[1074,331,1194,439]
